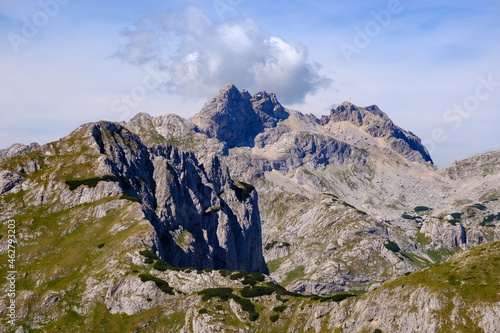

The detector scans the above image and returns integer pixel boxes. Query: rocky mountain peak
[330,101,388,126]
[191,84,259,148]
[251,91,289,126]
[219,82,242,96]
[0,142,40,160]
[329,102,433,163]
[192,84,289,148]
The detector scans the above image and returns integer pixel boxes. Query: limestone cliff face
[149,144,267,272]
[92,121,267,273]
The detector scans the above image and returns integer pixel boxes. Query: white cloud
[114,5,331,103]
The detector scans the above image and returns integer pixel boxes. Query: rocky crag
[0,143,39,160]
[0,120,270,332]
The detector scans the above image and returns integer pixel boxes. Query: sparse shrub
[374,329,383,333]
[120,194,142,203]
[198,308,208,314]
[401,252,413,262]
[233,296,256,315]
[146,298,152,302]
[233,181,255,201]
[206,206,223,213]
[203,268,213,273]
[65,175,118,190]
[321,293,356,303]
[471,203,487,211]
[448,274,460,286]
[248,311,259,321]
[481,213,500,226]
[273,305,286,313]
[356,209,367,215]
[270,314,280,322]
[198,288,234,301]
[219,269,231,277]
[384,241,401,253]
[0,235,3,240]
[97,243,105,248]
[342,201,355,209]
[241,286,277,298]
[120,175,132,189]
[139,250,159,260]
[264,282,299,296]
[250,271,265,282]
[278,242,290,248]
[414,206,430,212]
[153,259,170,272]
[139,274,173,294]
[198,288,259,321]
[242,276,257,286]
[144,258,154,264]
[405,272,411,276]
[265,241,278,251]
[229,270,249,280]
[276,294,289,303]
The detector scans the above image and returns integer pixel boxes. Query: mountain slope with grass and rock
[1,84,499,332]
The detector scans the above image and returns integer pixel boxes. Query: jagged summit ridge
[0,142,39,160]
[328,101,433,163]
[191,84,289,148]
[189,85,431,164]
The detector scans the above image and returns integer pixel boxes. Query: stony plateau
[0,84,499,332]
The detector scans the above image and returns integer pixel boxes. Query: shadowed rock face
[191,84,289,148]
[329,102,433,163]
[149,144,267,273]
[95,122,267,273]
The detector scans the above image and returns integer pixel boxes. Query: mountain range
[0,84,499,332]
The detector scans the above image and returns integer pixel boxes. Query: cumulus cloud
[114,5,331,104]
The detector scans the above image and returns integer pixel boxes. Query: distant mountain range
[0,84,499,332]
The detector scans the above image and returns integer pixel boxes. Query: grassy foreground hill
[1,201,499,333]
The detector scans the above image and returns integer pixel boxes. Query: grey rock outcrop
[91,121,267,272]
[191,84,289,148]
[150,144,267,272]
[261,193,416,294]
[0,142,39,160]
[328,102,433,163]
[0,170,24,194]
[445,149,500,180]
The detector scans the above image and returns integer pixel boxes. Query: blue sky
[0,0,499,167]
